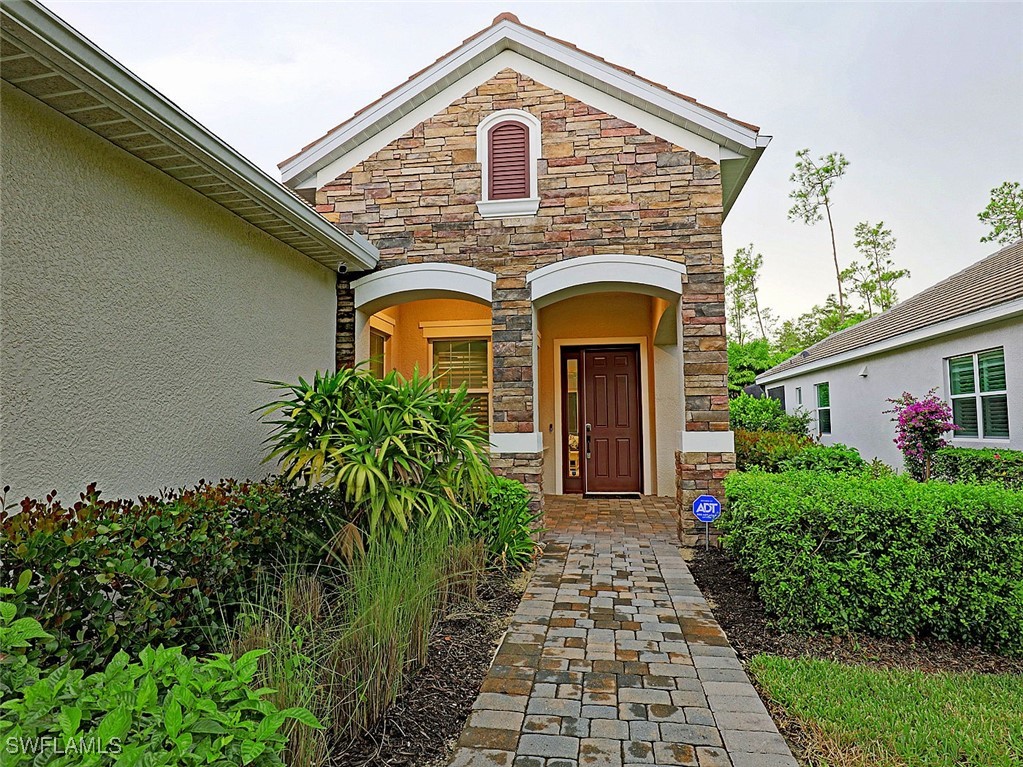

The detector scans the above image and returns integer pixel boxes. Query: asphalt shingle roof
[760,240,1023,379]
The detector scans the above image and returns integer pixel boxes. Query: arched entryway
[351,262,497,434]
[527,256,686,496]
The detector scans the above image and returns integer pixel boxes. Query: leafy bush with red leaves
[0,480,344,670]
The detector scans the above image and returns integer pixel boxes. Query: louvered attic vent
[488,121,529,200]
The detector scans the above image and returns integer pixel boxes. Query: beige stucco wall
[0,83,337,502]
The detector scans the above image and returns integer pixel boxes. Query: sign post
[691,494,722,551]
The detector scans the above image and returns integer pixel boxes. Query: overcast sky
[45,1,1023,321]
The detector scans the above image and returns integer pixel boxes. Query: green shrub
[734,429,813,471]
[0,480,342,671]
[729,393,811,435]
[260,368,491,539]
[932,447,1023,491]
[470,476,542,569]
[0,606,320,767]
[779,443,866,474]
[0,579,53,698]
[721,471,1023,655]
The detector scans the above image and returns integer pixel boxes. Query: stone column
[490,278,544,508]
[335,276,356,370]
[675,449,736,547]
[676,250,734,546]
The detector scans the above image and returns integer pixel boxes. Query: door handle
[585,422,591,459]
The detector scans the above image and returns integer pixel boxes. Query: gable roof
[280,13,770,218]
[758,240,1023,383]
[1,1,378,272]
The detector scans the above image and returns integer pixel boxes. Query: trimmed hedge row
[932,447,1023,491]
[721,471,1023,656]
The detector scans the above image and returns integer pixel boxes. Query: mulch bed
[334,571,526,767]
[688,546,1023,675]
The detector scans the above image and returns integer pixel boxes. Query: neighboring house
[757,241,1023,467]
[0,3,378,501]
[281,12,770,529]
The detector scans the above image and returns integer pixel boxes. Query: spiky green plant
[259,367,491,539]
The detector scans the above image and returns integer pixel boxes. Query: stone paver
[447,496,798,767]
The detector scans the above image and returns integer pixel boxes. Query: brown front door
[562,346,643,494]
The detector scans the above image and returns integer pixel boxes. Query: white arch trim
[526,255,686,309]
[352,263,496,314]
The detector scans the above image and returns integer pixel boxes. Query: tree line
[726,153,1021,394]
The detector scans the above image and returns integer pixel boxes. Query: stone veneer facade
[320,69,732,532]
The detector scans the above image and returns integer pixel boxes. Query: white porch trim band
[527,254,686,309]
[679,430,735,453]
[490,432,545,453]
[351,263,496,315]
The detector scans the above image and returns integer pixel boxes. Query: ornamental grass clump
[885,389,958,480]
[231,526,484,765]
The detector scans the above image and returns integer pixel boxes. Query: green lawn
[749,655,1023,767]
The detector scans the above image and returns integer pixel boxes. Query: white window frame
[815,382,831,436]
[795,386,802,406]
[475,109,541,219]
[422,320,493,427]
[948,347,1010,441]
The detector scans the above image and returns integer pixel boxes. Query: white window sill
[476,197,540,219]
[951,437,1012,443]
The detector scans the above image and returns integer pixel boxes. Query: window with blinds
[432,338,490,426]
[949,348,1009,439]
[488,121,529,200]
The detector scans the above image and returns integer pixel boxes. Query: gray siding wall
[761,317,1023,468]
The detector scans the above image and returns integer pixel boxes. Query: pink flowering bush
[885,390,958,480]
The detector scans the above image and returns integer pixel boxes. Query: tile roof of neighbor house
[278,12,771,217]
[0,1,378,272]
[759,240,1023,381]
[282,11,760,167]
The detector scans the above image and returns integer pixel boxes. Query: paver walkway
[447,496,798,767]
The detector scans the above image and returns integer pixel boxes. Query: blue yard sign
[692,494,722,522]
[692,494,721,550]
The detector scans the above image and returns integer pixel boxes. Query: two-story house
[281,13,770,540]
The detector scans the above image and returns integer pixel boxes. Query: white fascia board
[720,146,767,219]
[283,19,762,186]
[500,25,758,147]
[3,1,378,271]
[757,298,1023,385]
[312,50,728,191]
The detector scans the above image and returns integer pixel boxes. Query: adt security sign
[692,495,721,550]
[692,495,722,523]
